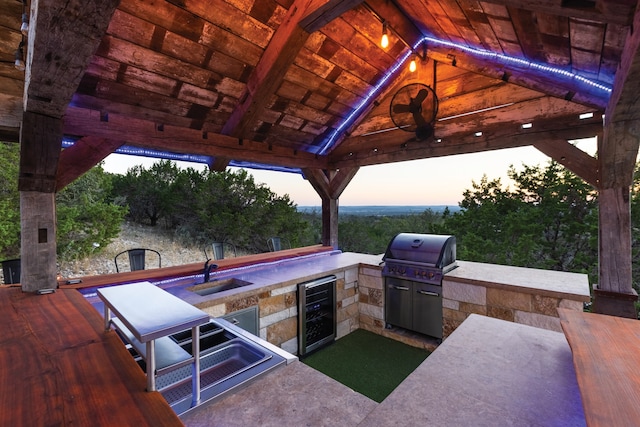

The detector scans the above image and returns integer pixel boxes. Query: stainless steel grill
[382,233,457,339]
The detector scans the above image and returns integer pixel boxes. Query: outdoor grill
[382,233,457,340]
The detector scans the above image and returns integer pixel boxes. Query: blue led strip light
[62,140,302,174]
[317,36,612,156]
[61,140,212,165]
[316,49,413,156]
[227,160,301,174]
[418,36,612,93]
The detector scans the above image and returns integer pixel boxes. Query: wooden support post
[594,187,638,318]
[19,192,58,292]
[19,112,62,292]
[303,167,359,249]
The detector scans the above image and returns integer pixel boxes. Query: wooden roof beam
[56,136,124,191]
[25,0,120,118]
[330,111,603,168]
[302,167,359,200]
[63,107,329,170]
[477,0,634,26]
[601,0,640,188]
[217,0,362,169]
[534,138,600,188]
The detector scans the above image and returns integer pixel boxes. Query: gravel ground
[58,222,206,279]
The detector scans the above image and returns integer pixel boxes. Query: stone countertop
[160,251,383,308]
[358,314,585,426]
[445,260,591,301]
[180,314,585,426]
[179,360,377,427]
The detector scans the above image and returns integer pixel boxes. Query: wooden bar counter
[0,287,183,426]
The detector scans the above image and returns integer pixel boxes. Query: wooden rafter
[330,111,603,169]
[478,0,634,26]
[63,107,329,170]
[534,139,601,188]
[56,136,124,191]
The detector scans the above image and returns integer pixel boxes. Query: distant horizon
[296,205,461,215]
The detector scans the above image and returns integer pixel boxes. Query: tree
[113,162,309,254]
[0,143,20,259]
[112,160,180,226]
[441,161,598,280]
[56,165,128,260]
[0,141,126,261]
[631,163,640,294]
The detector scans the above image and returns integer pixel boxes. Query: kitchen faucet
[203,259,218,282]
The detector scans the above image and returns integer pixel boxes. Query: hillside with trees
[2,141,640,300]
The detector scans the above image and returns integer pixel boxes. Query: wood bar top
[559,308,640,427]
[0,287,183,426]
[58,244,334,290]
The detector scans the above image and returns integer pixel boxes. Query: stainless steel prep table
[98,281,210,405]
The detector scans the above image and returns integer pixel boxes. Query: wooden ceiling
[0,0,638,185]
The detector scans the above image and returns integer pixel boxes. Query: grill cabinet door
[385,277,413,330]
[413,282,443,339]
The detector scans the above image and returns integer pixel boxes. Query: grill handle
[417,290,440,297]
[390,285,409,291]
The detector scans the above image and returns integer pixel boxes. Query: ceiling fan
[389,83,438,141]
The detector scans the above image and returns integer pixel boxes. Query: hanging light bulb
[14,41,25,71]
[380,22,389,49]
[409,53,417,72]
[20,1,29,36]
[21,13,29,35]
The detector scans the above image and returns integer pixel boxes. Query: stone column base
[592,285,638,319]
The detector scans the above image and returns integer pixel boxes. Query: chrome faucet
[203,259,218,282]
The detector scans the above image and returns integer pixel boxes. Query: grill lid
[383,233,456,268]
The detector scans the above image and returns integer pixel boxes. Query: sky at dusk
[102,138,597,207]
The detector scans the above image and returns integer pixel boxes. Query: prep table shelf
[98,282,210,406]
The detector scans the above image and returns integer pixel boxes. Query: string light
[380,21,389,49]
[20,0,29,35]
[14,40,25,71]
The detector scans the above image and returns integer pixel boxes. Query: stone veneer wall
[441,278,584,337]
[357,265,385,334]
[199,268,361,355]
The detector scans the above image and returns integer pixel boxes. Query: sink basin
[158,334,282,415]
[188,277,253,296]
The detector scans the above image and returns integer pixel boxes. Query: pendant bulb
[21,13,29,36]
[409,57,417,73]
[381,22,389,49]
[14,42,25,71]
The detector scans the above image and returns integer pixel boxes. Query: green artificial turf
[301,329,430,403]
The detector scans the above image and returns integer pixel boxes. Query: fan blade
[392,103,412,114]
[413,89,428,105]
[412,110,428,128]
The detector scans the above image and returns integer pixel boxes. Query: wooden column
[594,187,637,317]
[303,167,359,249]
[592,120,640,317]
[19,112,62,292]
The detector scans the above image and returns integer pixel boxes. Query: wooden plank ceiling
[0,0,635,180]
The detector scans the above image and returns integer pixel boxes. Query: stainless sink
[187,277,253,296]
[159,320,287,415]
